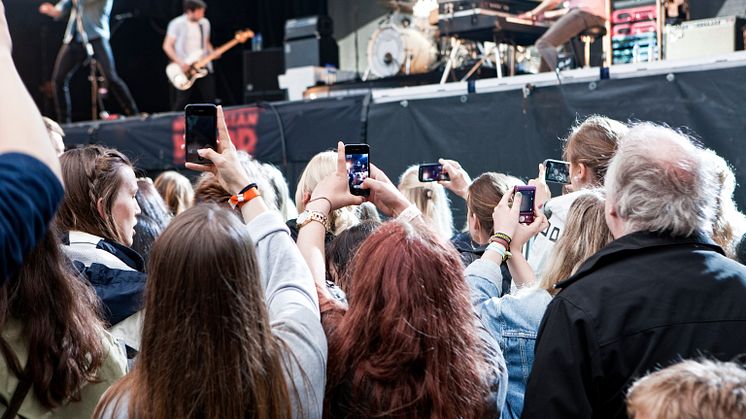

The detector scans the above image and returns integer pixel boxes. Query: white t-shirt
[166,14,212,71]
[568,0,607,18]
[527,191,584,279]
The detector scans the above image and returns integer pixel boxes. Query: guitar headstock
[235,29,255,44]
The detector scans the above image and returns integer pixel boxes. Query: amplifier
[612,32,658,64]
[438,0,539,15]
[666,16,746,60]
[285,15,333,41]
[611,5,657,24]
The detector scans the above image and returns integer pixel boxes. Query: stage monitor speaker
[284,37,340,70]
[665,16,745,60]
[243,48,286,104]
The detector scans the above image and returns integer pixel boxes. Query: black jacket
[522,231,746,419]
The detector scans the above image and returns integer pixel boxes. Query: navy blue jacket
[63,231,146,327]
[0,154,63,284]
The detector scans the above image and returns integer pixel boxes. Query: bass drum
[367,25,437,78]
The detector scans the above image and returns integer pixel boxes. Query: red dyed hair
[325,221,489,418]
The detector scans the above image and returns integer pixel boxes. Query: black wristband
[238,183,258,195]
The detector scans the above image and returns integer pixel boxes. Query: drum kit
[365,0,540,80]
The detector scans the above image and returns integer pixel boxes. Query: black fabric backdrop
[367,65,746,227]
[64,65,746,228]
[63,95,367,192]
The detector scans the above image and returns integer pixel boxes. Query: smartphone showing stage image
[544,159,570,184]
[418,163,450,182]
[345,143,370,197]
[185,104,217,164]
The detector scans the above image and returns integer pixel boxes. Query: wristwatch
[297,210,328,230]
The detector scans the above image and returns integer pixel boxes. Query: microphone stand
[73,0,105,121]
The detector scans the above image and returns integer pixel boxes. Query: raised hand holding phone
[185,106,250,195]
[437,158,471,199]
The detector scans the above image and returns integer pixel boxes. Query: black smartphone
[514,185,536,224]
[543,159,570,184]
[345,143,370,197]
[185,104,217,164]
[418,163,450,182]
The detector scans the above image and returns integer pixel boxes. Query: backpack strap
[1,373,31,419]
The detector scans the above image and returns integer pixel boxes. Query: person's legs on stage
[535,9,605,72]
[91,38,139,116]
[171,86,192,112]
[195,73,216,104]
[51,42,86,124]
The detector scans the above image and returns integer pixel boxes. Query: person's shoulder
[167,14,186,28]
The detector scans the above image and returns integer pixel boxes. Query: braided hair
[57,145,134,245]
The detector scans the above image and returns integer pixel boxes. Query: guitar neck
[194,39,240,68]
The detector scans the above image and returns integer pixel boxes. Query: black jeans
[171,72,217,112]
[535,9,606,72]
[51,38,139,123]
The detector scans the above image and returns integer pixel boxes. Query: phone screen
[544,159,570,184]
[514,185,536,223]
[345,144,370,196]
[185,104,217,164]
[419,163,450,182]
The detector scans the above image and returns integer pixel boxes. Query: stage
[62,51,746,225]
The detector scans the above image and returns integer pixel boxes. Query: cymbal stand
[440,38,461,84]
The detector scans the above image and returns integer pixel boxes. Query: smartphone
[543,159,570,184]
[418,163,450,182]
[345,143,370,197]
[514,185,536,224]
[185,104,217,164]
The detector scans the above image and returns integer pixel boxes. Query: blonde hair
[627,359,746,419]
[398,165,453,241]
[154,171,194,216]
[539,189,613,295]
[702,149,746,259]
[295,151,359,235]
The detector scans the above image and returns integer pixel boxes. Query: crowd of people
[2,4,746,418]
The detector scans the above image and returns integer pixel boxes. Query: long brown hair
[0,225,105,409]
[466,173,524,241]
[57,145,134,244]
[562,115,627,186]
[539,190,613,295]
[95,204,294,419]
[326,221,489,418]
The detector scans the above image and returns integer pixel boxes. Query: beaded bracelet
[489,237,511,250]
[491,232,512,244]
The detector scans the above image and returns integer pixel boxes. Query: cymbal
[378,0,415,14]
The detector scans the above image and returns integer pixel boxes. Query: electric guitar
[166,28,254,91]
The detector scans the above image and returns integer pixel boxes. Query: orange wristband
[229,184,260,209]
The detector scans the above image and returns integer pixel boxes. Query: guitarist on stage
[163,0,217,111]
[39,0,140,122]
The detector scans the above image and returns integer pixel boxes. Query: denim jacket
[54,0,112,43]
[465,259,552,419]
